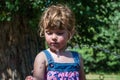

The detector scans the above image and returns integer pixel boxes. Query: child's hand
[25,76,33,80]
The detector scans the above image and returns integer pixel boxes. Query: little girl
[25,4,85,80]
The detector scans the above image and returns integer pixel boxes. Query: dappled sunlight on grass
[86,73,120,80]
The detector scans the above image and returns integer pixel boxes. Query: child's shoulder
[36,51,45,57]
[35,50,47,61]
[70,50,82,58]
[70,50,80,55]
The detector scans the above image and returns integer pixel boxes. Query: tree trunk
[0,15,44,80]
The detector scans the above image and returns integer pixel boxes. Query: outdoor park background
[0,0,120,80]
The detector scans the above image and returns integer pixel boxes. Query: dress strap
[43,50,54,63]
[71,51,80,64]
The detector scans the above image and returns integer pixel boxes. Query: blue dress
[43,50,81,80]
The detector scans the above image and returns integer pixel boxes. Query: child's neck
[49,48,65,54]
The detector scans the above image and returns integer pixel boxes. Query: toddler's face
[44,28,69,52]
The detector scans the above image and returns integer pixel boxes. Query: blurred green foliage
[0,0,120,73]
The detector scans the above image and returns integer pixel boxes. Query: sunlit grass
[86,73,120,80]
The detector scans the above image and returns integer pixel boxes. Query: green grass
[86,74,120,80]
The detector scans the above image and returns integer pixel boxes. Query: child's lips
[50,42,58,46]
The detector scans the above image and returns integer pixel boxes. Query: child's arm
[79,55,86,80]
[32,52,46,80]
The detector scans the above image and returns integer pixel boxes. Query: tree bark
[0,15,44,80]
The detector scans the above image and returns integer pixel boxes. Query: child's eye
[57,32,64,35]
[46,31,52,35]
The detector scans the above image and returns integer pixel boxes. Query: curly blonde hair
[39,4,75,37]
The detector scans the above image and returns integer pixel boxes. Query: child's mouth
[50,43,58,46]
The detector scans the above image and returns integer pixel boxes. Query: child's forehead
[45,28,66,31]
[44,26,66,30]
[44,24,67,30]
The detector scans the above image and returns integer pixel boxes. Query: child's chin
[50,47,59,52]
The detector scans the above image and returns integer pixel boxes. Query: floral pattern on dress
[47,71,79,80]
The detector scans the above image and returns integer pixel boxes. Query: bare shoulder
[34,51,46,64]
[33,51,47,79]
[35,51,45,59]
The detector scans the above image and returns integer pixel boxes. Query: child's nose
[52,34,57,40]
